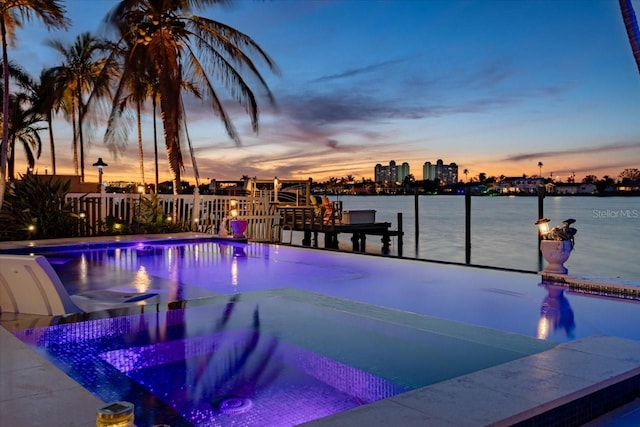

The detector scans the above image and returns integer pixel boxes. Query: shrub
[0,173,80,241]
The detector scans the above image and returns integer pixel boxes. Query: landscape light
[92,158,108,187]
[535,218,550,238]
[230,199,239,217]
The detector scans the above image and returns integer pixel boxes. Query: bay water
[299,195,640,282]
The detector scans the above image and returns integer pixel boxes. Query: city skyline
[10,0,640,185]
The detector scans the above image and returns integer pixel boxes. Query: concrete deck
[0,326,102,426]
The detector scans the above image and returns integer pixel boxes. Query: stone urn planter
[540,240,573,274]
[536,218,577,275]
[230,219,248,238]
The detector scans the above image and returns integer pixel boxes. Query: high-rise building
[375,160,409,184]
[422,159,458,185]
[378,159,457,185]
[398,162,410,183]
[423,161,435,180]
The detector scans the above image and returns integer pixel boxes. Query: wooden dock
[278,205,403,254]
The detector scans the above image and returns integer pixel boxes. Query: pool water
[32,240,640,343]
[4,238,640,426]
[13,290,554,426]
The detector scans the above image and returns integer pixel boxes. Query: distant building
[375,160,410,184]
[549,182,597,195]
[498,177,544,194]
[422,159,458,185]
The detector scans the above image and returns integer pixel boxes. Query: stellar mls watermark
[592,209,639,219]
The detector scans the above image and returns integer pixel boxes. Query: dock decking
[278,205,403,254]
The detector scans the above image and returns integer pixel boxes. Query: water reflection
[184,295,282,415]
[537,284,575,340]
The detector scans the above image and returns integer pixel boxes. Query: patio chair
[322,196,342,224]
[0,254,158,316]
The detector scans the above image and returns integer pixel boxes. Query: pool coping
[301,335,640,427]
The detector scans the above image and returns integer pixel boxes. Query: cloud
[503,142,640,162]
[309,58,410,83]
[326,139,339,149]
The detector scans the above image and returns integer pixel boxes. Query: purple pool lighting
[30,240,640,343]
[4,238,640,426]
[13,286,555,426]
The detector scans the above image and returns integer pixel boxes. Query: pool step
[303,335,640,426]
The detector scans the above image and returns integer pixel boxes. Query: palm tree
[6,92,44,179]
[0,0,68,210]
[47,32,115,182]
[620,0,640,74]
[1,65,48,180]
[463,168,469,183]
[538,161,543,178]
[114,68,155,186]
[103,0,279,196]
[32,68,65,175]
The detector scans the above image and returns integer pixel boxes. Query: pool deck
[1,234,640,426]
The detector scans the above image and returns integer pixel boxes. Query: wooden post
[414,190,419,249]
[537,184,545,270]
[538,184,545,222]
[397,212,403,257]
[465,187,471,264]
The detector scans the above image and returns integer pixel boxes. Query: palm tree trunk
[71,104,79,176]
[620,0,640,74]
[47,112,56,175]
[0,16,10,210]
[7,135,15,180]
[153,95,159,193]
[137,100,145,185]
[77,86,85,182]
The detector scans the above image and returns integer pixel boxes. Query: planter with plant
[536,218,577,274]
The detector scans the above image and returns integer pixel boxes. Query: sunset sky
[11,0,640,185]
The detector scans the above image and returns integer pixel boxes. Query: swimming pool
[3,237,640,426]
[14,237,639,343]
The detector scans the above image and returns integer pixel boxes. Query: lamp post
[136,185,145,226]
[92,158,108,189]
[273,176,279,203]
[93,158,108,225]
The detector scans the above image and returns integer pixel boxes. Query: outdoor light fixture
[230,199,238,217]
[274,176,280,203]
[536,218,550,238]
[92,158,108,188]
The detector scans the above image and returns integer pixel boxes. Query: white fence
[65,190,284,242]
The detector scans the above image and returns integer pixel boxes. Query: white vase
[540,240,572,274]
[230,219,248,238]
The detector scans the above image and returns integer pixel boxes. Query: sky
[11,0,640,185]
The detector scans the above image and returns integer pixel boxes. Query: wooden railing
[65,191,284,242]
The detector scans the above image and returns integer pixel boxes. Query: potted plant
[230,218,248,238]
[536,218,577,274]
[227,199,248,239]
